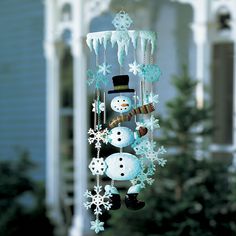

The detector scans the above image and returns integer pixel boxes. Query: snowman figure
[105,75,146,210]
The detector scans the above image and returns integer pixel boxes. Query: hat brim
[108,89,135,94]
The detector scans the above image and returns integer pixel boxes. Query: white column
[192,0,208,108]
[191,23,208,108]
[172,0,209,108]
[69,0,89,235]
[44,0,64,234]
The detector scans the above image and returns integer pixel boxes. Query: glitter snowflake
[90,219,105,234]
[88,128,109,149]
[129,61,141,75]
[89,157,107,175]
[98,62,111,75]
[139,64,161,82]
[84,185,112,215]
[92,100,105,114]
[145,146,167,167]
[112,11,133,31]
[87,69,108,89]
[132,138,156,155]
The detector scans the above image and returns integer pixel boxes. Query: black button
[117,132,121,135]
[120,165,123,168]
[119,158,122,161]
[118,138,121,141]
[121,173,124,176]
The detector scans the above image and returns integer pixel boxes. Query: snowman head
[111,95,132,113]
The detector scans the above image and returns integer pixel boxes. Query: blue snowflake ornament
[144,92,159,104]
[139,64,161,82]
[112,11,133,31]
[145,146,167,167]
[90,219,105,234]
[132,137,156,155]
[87,69,108,89]
[144,115,160,131]
[131,158,155,188]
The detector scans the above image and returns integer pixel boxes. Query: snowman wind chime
[84,11,167,234]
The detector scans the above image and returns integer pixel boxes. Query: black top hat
[108,75,135,94]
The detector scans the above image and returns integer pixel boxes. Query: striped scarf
[108,103,155,128]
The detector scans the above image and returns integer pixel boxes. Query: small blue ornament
[139,64,161,82]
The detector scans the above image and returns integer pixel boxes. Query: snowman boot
[105,185,121,210]
[125,184,145,210]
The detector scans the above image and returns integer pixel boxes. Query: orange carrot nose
[121,103,129,107]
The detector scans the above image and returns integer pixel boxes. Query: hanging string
[103,92,106,124]
[94,98,97,130]
[150,44,154,143]
[111,179,115,187]
[103,48,107,124]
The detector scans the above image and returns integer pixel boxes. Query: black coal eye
[123,100,125,101]
[117,100,119,102]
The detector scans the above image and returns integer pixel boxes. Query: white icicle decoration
[86,30,157,65]
[128,31,139,49]
[86,31,112,54]
[139,31,157,55]
[111,31,130,66]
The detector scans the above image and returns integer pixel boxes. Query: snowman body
[105,95,141,182]
[105,153,140,181]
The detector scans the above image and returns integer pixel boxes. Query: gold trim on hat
[114,85,129,90]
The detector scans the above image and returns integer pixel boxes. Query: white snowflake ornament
[84,185,112,215]
[90,219,105,234]
[92,100,105,114]
[88,128,109,149]
[129,61,142,75]
[89,157,107,175]
[112,11,133,31]
[98,62,111,75]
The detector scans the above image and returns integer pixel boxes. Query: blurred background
[0,0,236,235]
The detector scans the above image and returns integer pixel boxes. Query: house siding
[0,0,45,179]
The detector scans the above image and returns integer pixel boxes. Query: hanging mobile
[85,11,166,234]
